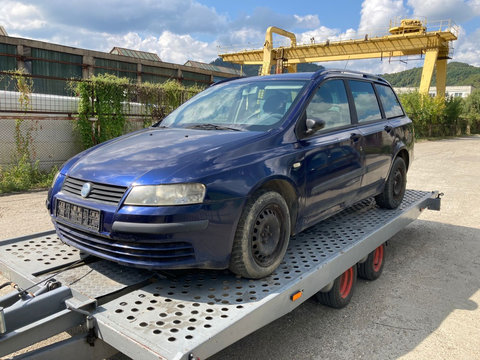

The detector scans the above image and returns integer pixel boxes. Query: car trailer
[0,190,441,360]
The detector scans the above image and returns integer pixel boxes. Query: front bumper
[111,220,209,234]
[49,191,245,270]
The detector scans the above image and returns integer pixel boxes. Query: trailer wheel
[375,156,406,209]
[229,190,290,279]
[315,266,357,309]
[358,244,385,280]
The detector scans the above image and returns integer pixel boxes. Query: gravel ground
[1,136,479,359]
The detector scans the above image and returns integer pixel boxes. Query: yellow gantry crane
[220,19,458,97]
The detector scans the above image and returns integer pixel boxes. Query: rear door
[300,79,364,228]
[347,80,393,198]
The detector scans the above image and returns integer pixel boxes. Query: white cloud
[452,27,480,66]
[1,0,479,71]
[359,0,407,36]
[104,31,218,64]
[0,1,46,30]
[294,14,321,29]
[407,0,480,23]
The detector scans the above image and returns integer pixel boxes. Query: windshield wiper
[186,123,242,131]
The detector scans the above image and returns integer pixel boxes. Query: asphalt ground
[1,136,479,359]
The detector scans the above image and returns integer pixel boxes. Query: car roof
[215,69,390,86]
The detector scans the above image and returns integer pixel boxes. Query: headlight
[124,183,206,206]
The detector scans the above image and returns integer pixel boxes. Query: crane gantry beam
[219,20,458,97]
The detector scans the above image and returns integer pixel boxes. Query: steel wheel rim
[372,245,384,272]
[251,204,285,267]
[339,267,354,299]
[393,168,403,197]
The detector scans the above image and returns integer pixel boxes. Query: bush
[0,155,57,194]
[398,91,466,138]
[463,89,480,134]
[74,76,204,149]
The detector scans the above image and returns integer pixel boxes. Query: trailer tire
[229,190,290,279]
[316,266,357,309]
[358,244,385,280]
[375,156,407,209]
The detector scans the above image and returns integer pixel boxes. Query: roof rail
[210,76,243,87]
[313,69,388,83]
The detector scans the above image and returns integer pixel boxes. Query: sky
[1,0,479,74]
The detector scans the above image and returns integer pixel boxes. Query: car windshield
[159,79,307,131]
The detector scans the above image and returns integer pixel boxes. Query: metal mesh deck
[94,190,434,360]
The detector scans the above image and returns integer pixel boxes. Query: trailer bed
[0,190,441,360]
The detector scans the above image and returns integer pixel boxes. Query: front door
[300,79,364,229]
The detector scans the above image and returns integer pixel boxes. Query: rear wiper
[186,123,242,131]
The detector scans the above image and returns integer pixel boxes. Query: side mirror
[306,117,325,135]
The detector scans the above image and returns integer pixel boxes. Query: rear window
[375,84,404,118]
[349,80,382,123]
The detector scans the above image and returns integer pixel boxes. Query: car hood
[67,128,265,186]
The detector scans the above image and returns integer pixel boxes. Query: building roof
[110,47,161,62]
[0,26,7,36]
[184,60,244,76]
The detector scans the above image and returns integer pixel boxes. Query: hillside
[212,58,479,88]
[382,62,480,88]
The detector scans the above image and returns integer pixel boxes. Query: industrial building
[394,85,474,98]
[0,32,242,96]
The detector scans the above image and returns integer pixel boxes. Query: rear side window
[375,84,404,118]
[306,79,351,131]
[349,80,382,123]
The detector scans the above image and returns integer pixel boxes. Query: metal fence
[0,74,201,171]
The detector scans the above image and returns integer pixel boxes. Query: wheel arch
[253,177,299,236]
[395,148,410,171]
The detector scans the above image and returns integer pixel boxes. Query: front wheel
[229,190,290,279]
[375,156,407,209]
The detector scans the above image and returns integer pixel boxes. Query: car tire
[229,190,291,279]
[375,156,407,209]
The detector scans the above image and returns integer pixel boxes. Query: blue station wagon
[47,69,414,279]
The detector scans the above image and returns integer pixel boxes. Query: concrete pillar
[82,55,94,79]
[16,44,24,71]
[137,63,142,83]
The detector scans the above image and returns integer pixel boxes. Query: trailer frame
[0,190,441,360]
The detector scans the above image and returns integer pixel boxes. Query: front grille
[56,222,196,266]
[62,177,127,205]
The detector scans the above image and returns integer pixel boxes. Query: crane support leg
[261,26,297,76]
[419,49,439,95]
[436,58,447,98]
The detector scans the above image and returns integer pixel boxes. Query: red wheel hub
[372,245,384,272]
[339,267,354,299]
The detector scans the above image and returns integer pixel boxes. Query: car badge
[81,182,92,198]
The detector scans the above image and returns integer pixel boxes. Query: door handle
[350,133,361,142]
[384,125,393,133]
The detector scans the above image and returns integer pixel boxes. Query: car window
[306,79,351,131]
[375,84,404,118]
[160,80,306,131]
[349,80,382,123]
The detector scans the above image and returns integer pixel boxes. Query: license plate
[56,200,101,231]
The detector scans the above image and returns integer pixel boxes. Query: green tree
[463,89,480,134]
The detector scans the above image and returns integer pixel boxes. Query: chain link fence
[0,72,200,171]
